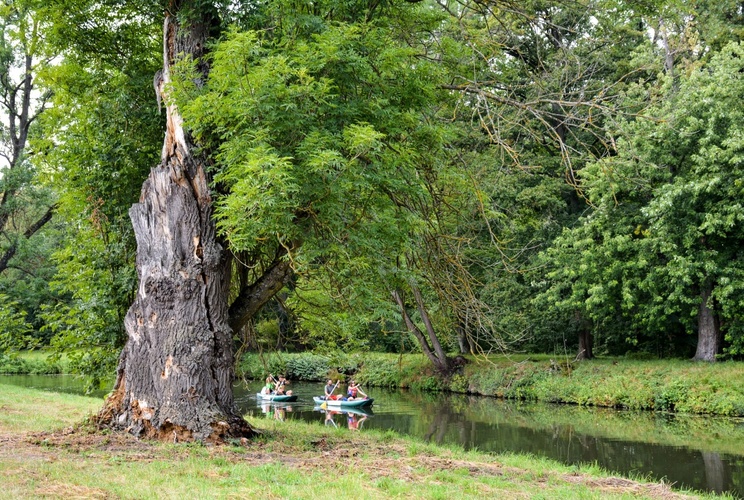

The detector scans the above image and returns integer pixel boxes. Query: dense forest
[1,0,744,438]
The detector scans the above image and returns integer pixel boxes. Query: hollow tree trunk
[693,281,721,362]
[99,2,253,442]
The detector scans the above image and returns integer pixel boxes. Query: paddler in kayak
[260,376,274,396]
[324,379,344,400]
[274,374,292,396]
[346,380,367,401]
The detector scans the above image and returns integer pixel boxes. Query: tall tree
[98,0,454,440]
[433,0,655,359]
[100,0,258,441]
[36,0,162,388]
[0,2,55,276]
[536,3,744,362]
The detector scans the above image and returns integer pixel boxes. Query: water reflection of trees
[398,390,741,496]
[234,382,743,497]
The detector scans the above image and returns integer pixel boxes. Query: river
[2,375,743,497]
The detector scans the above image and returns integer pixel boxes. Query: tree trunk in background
[574,311,594,360]
[98,2,253,442]
[576,311,593,360]
[577,330,593,360]
[693,281,721,362]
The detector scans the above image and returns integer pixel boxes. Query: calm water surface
[3,375,743,497]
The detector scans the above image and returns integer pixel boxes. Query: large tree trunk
[693,281,721,362]
[98,3,253,442]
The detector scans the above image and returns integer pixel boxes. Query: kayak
[313,396,374,408]
[313,405,374,417]
[256,392,298,402]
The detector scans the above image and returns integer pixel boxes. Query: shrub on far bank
[238,351,436,388]
[0,351,64,375]
[238,352,363,382]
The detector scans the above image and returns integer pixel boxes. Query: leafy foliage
[4,0,744,388]
[0,294,35,352]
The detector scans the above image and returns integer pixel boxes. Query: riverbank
[0,383,716,499]
[6,349,744,417]
[239,352,744,417]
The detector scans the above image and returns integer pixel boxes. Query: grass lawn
[0,383,723,499]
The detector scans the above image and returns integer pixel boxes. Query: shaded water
[3,375,743,496]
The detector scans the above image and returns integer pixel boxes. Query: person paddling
[261,376,274,396]
[346,380,367,401]
[324,379,339,400]
[275,374,292,396]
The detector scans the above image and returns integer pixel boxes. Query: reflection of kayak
[314,405,374,417]
[256,393,298,402]
[313,396,374,407]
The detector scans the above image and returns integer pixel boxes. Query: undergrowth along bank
[238,352,744,417]
[0,351,64,375]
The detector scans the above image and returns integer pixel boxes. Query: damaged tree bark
[98,1,272,442]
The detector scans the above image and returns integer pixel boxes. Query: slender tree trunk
[99,3,253,442]
[456,322,470,355]
[410,282,451,371]
[392,287,452,373]
[577,330,593,360]
[392,289,441,369]
[693,282,721,362]
[658,19,675,79]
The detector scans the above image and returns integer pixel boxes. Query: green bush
[239,352,343,381]
[448,373,468,393]
[654,380,690,411]
[410,375,444,392]
[0,353,29,374]
[285,354,330,381]
[0,352,63,375]
[355,356,402,387]
[237,353,288,380]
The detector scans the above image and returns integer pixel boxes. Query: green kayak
[313,396,373,407]
[256,393,298,402]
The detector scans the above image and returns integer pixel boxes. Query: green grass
[0,383,723,499]
[0,383,100,432]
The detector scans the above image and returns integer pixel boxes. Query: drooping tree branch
[0,203,55,274]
